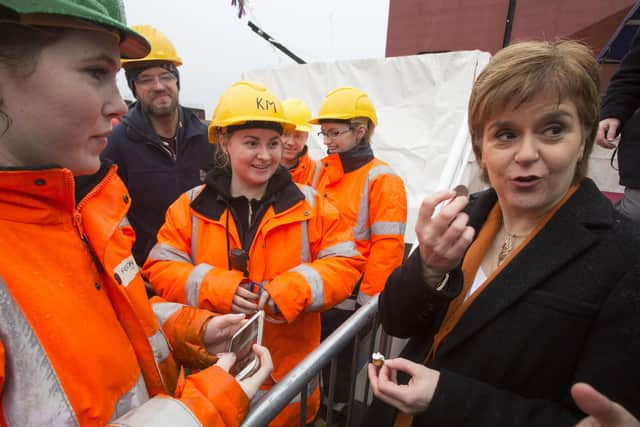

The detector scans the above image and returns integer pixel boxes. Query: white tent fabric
[242,51,623,243]
[243,51,490,243]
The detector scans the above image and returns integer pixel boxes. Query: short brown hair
[468,40,600,183]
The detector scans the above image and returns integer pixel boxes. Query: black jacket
[102,102,215,264]
[601,30,640,187]
[365,179,640,426]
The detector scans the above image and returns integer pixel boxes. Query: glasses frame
[134,72,177,87]
[317,127,353,139]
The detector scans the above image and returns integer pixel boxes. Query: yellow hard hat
[121,24,182,68]
[208,81,296,143]
[282,98,313,132]
[309,87,378,126]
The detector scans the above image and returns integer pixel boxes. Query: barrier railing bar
[326,357,338,426]
[300,381,308,426]
[344,331,361,427]
[241,295,380,427]
[363,318,379,406]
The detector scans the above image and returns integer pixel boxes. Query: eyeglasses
[317,128,352,139]
[134,72,177,87]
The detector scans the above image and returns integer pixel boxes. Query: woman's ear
[219,136,229,155]
[577,132,588,162]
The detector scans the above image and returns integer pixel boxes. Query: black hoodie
[102,102,215,264]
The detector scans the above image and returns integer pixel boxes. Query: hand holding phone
[237,344,273,399]
[227,310,264,380]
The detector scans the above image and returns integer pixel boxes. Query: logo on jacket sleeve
[113,255,139,288]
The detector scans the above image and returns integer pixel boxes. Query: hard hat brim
[0,5,150,59]
[308,113,354,125]
[295,124,312,132]
[208,117,296,144]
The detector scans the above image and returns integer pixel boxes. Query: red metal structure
[385,0,637,89]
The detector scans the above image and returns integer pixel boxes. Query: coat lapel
[437,179,614,357]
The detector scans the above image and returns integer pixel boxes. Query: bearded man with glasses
[103,24,215,267]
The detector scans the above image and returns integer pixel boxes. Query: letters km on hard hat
[208,81,296,143]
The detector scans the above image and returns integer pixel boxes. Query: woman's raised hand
[416,190,475,275]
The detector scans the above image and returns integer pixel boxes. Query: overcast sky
[120,0,390,117]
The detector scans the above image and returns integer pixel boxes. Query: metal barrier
[241,295,389,427]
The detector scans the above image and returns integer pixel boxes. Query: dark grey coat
[601,30,640,188]
[102,103,214,264]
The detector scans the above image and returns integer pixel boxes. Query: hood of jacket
[191,165,304,221]
[121,102,205,146]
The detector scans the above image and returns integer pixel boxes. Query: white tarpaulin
[244,51,490,243]
[243,51,623,243]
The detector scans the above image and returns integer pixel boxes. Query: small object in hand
[453,184,469,197]
[372,352,385,369]
[229,248,249,275]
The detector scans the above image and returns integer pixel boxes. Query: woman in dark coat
[366,40,640,427]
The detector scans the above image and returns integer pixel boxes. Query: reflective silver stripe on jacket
[291,264,324,311]
[0,276,78,426]
[111,395,201,427]
[298,185,317,263]
[185,185,204,264]
[370,221,406,236]
[119,216,132,229]
[353,165,398,241]
[299,184,317,209]
[317,241,359,259]
[146,304,177,373]
[185,185,205,201]
[148,328,171,364]
[310,160,322,187]
[356,291,374,307]
[109,373,150,422]
[152,302,183,326]
[300,219,311,263]
[252,374,319,405]
[191,214,199,263]
[186,263,214,306]
[334,298,357,311]
[148,243,192,264]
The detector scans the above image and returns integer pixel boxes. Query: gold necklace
[497,229,527,265]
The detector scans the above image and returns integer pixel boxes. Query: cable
[247,20,307,64]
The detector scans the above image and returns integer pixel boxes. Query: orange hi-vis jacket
[315,146,407,308]
[289,147,320,187]
[143,168,365,426]
[0,164,249,426]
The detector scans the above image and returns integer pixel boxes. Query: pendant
[497,235,514,265]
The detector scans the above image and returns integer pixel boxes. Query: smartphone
[226,310,264,380]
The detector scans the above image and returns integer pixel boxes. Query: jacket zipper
[72,170,118,274]
[147,140,176,162]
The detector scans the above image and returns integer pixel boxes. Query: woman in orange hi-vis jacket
[143,81,366,426]
[309,87,408,417]
[281,98,321,186]
[0,1,273,426]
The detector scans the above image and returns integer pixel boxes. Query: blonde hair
[468,40,600,183]
[350,117,375,144]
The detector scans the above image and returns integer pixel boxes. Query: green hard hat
[0,0,150,59]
